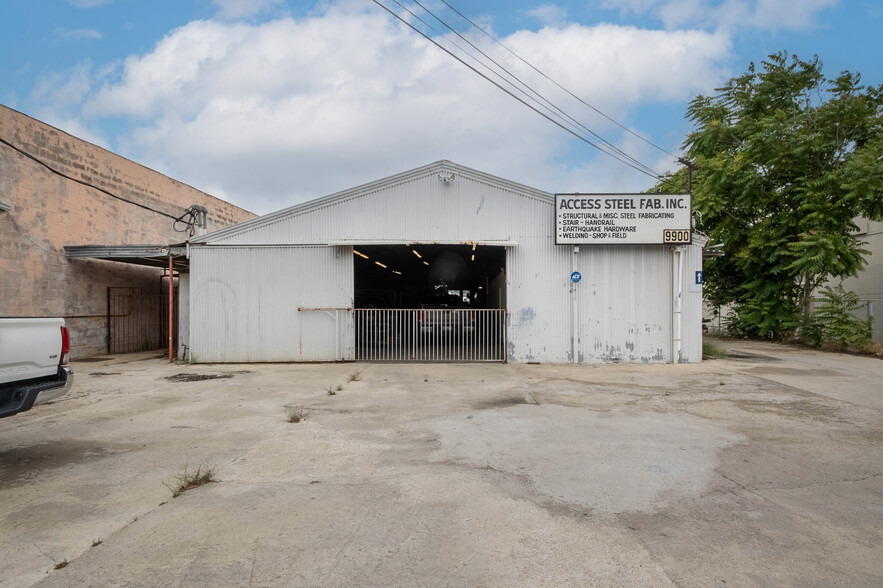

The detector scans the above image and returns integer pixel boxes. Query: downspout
[673,246,684,363]
[572,245,579,363]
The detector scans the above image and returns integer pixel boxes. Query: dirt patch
[746,367,840,377]
[731,398,842,420]
[471,395,533,410]
[164,373,235,383]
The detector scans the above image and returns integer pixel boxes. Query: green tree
[666,53,883,338]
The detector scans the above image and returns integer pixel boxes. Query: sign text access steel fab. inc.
[555,194,692,245]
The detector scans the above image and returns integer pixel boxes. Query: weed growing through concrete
[702,340,728,358]
[347,370,362,382]
[91,539,102,547]
[336,384,343,391]
[54,560,68,570]
[286,405,309,423]
[327,387,336,396]
[164,464,217,497]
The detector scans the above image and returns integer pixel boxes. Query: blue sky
[2,0,879,214]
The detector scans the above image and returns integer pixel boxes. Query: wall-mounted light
[353,250,369,259]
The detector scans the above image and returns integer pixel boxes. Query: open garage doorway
[352,244,507,362]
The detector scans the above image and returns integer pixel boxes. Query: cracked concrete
[0,340,881,586]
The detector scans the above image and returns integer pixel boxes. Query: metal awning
[64,244,189,271]
[328,240,518,247]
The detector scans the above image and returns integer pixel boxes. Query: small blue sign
[571,271,582,283]
[696,271,703,285]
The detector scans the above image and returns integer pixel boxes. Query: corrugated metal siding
[189,162,703,364]
[575,245,672,363]
[205,171,549,246]
[189,246,353,362]
[507,236,573,363]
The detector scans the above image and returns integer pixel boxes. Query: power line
[373,0,662,179]
[439,0,681,161]
[0,136,180,221]
[409,0,661,177]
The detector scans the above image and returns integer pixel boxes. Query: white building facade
[185,161,706,364]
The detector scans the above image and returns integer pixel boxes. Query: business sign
[555,193,692,245]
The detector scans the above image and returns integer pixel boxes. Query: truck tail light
[60,326,70,366]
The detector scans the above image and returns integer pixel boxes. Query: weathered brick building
[0,105,255,357]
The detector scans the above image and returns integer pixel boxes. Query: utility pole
[678,158,699,193]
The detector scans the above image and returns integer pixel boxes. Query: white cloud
[55,28,104,40]
[65,3,729,213]
[212,0,285,20]
[31,62,95,113]
[601,0,839,31]
[525,4,569,27]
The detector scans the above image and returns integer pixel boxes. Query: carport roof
[64,244,189,271]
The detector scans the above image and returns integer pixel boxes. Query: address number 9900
[663,229,691,243]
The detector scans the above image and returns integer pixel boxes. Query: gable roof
[193,160,552,245]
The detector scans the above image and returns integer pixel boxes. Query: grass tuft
[54,560,68,570]
[164,464,217,498]
[285,405,309,423]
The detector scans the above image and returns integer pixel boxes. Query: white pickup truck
[0,317,74,418]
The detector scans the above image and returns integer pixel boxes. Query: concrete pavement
[0,342,880,586]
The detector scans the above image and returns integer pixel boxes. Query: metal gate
[107,286,177,354]
[355,309,506,362]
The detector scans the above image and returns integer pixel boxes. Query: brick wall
[0,105,256,357]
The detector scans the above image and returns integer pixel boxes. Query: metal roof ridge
[194,161,553,244]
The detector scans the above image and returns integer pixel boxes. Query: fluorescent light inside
[375,261,387,268]
[478,286,483,290]
[471,254,475,261]
[412,249,422,259]
[353,250,368,259]
[392,270,402,275]
[423,261,429,266]
[472,243,477,251]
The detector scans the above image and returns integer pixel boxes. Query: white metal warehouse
[182,160,705,364]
